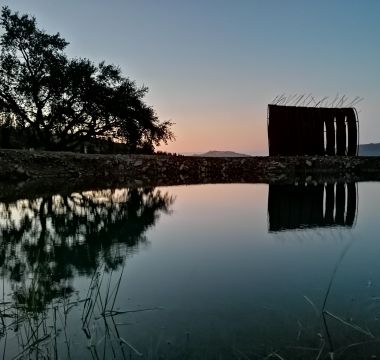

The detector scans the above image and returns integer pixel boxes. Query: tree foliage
[0,6,174,152]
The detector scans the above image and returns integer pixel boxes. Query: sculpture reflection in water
[266,182,380,359]
[0,187,174,359]
[268,182,357,232]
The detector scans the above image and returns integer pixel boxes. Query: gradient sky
[3,0,380,154]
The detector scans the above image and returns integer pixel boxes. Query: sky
[2,0,380,154]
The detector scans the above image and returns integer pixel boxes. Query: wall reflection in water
[268,182,357,232]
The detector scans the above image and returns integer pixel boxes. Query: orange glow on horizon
[157,116,269,155]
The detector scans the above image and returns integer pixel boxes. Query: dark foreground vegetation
[0,7,174,154]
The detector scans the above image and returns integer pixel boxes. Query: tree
[0,7,174,152]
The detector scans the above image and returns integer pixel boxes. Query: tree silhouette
[0,7,174,152]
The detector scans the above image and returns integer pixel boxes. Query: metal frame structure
[267,105,359,156]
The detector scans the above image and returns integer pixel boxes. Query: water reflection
[0,188,174,311]
[268,182,358,232]
[0,182,379,359]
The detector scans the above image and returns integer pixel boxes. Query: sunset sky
[5,0,380,154]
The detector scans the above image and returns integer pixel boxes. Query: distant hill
[190,146,380,157]
[359,143,380,156]
[195,150,252,157]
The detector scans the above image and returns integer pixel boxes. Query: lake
[0,182,380,359]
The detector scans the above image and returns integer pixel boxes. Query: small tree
[0,7,174,152]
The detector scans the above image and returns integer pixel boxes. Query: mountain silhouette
[194,150,251,157]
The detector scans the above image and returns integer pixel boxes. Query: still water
[0,182,379,359]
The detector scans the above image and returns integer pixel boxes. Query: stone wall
[1,149,380,201]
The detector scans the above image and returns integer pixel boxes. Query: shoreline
[1,149,380,201]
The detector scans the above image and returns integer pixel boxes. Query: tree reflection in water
[0,187,174,359]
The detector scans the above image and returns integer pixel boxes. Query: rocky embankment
[1,149,380,201]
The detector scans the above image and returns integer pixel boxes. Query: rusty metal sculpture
[267,105,359,156]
